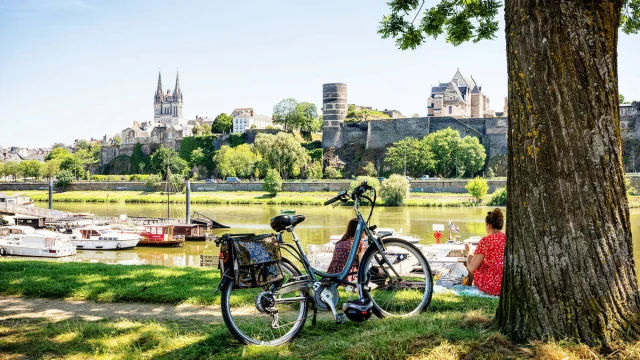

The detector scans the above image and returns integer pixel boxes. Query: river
[6,203,639,275]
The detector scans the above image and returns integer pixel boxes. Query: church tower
[153,71,184,126]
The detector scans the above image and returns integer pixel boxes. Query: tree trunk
[497,0,640,345]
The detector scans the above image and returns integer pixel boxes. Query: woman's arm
[467,253,485,273]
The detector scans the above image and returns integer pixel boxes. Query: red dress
[327,237,367,281]
[473,232,506,296]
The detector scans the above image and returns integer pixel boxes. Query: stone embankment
[0,180,508,194]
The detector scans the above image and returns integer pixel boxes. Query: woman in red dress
[465,208,506,296]
[326,218,368,282]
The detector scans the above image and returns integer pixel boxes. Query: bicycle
[215,181,433,345]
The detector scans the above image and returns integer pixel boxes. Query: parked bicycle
[215,181,433,345]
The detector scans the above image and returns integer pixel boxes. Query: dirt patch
[0,296,223,323]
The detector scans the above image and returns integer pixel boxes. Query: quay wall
[0,180,510,194]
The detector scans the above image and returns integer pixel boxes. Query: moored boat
[138,224,185,247]
[173,224,207,241]
[70,226,141,250]
[0,226,76,258]
[280,209,297,215]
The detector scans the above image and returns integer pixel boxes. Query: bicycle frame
[276,197,400,299]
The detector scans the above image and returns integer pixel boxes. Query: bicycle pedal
[335,313,346,324]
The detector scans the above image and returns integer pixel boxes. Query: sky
[0,0,639,148]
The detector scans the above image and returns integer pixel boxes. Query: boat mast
[166,163,170,220]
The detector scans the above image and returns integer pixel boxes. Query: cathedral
[154,71,184,126]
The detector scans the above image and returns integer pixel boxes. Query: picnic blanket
[433,284,498,299]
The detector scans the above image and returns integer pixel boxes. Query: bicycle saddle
[270,215,305,232]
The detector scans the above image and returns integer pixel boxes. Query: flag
[448,220,460,233]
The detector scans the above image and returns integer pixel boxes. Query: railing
[0,203,71,219]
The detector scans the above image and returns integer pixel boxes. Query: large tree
[254,133,310,179]
[380,0,640,346]
[212,113,233,134]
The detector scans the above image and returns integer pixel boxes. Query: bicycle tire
[357,238,433,318]
[221,258,309,345]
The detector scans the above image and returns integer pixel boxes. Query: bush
[55,169,74,189]
[361,162,378,177]
[349,176,381,195]
[488,187,507,206]
[380,174,410,206]
[324,166,342,179]
[486,167,495,179]
[145,174,162,191]
[465,177,489,204]
[169,174,185,192]
[263,169,283,196]
[625,177,638,196]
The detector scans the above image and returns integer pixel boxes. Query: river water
[25,203,639,276]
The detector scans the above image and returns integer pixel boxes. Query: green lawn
[0,260,638,359]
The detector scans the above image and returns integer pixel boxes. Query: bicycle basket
[224,233,284,288]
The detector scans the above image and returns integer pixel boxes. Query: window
[449,106,452,114]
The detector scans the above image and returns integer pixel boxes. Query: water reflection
[15,203,640,278]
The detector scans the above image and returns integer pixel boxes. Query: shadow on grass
[254,194,276,200]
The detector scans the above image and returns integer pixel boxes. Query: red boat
[138,225,185,247]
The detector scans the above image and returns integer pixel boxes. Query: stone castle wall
[323,116,508,161]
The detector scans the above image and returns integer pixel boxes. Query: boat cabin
[74,227,122,240]
[13,215,46,229]
[173,224,205,240]
[0,225,35,237]
[142,225,174,242]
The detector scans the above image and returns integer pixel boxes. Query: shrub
[145,174,162,191]
[349,176,381,195]
[380,174,410,206]
[361,162,378,177]
[324,166,342,179]
[488,187,507,206]
[486,167,495,179]
[169,174,185,192]
[55,169,74,189]
[465,177,489,204]
[263,169,283,196]
[625,177,638,196]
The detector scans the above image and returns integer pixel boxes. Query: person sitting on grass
[326,218,368,282]
[464,208,506,296]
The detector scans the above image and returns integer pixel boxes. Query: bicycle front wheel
[220,258,309,346]
[358,238,433,318]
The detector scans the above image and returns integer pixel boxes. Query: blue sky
[1,0,639,148]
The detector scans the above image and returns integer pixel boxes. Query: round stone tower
[322,83,347,127]
[321,83,347,148]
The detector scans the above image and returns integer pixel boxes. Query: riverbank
[4,190,480,207]
[0,261,638,359]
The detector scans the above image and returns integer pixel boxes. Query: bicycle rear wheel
[221,258,309,345]
[358,238,433,318]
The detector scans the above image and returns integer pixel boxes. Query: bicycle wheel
[358,238,433,318]
[221,258,309,345]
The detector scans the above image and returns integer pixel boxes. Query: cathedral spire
[174,70,182,102]
[155,71,164,102]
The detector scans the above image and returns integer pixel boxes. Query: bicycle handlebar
[323,190,348,206]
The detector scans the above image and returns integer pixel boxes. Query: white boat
[0,226,76,258]
[70,226,141,250]
[372,228,421,244]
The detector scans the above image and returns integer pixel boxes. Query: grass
[4,190,480,207]
[0,260,638,359]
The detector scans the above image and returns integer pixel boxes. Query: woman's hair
[341,218,360,241]
[485,208,504,230]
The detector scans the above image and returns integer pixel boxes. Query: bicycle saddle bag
[226,233,284,288]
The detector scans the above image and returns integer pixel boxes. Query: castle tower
[321,83,347,148]
[154,71,184,126]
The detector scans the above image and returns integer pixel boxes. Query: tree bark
[497,0,640,345]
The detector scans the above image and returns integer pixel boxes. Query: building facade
[231,108,276,133]
[427,69,493,118]
[154,71,184,126]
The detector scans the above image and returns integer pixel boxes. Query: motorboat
[70,226,141,250]
[372,228,421,244]
[0,225,76,258]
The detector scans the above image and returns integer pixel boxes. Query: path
[0,296,224,323]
